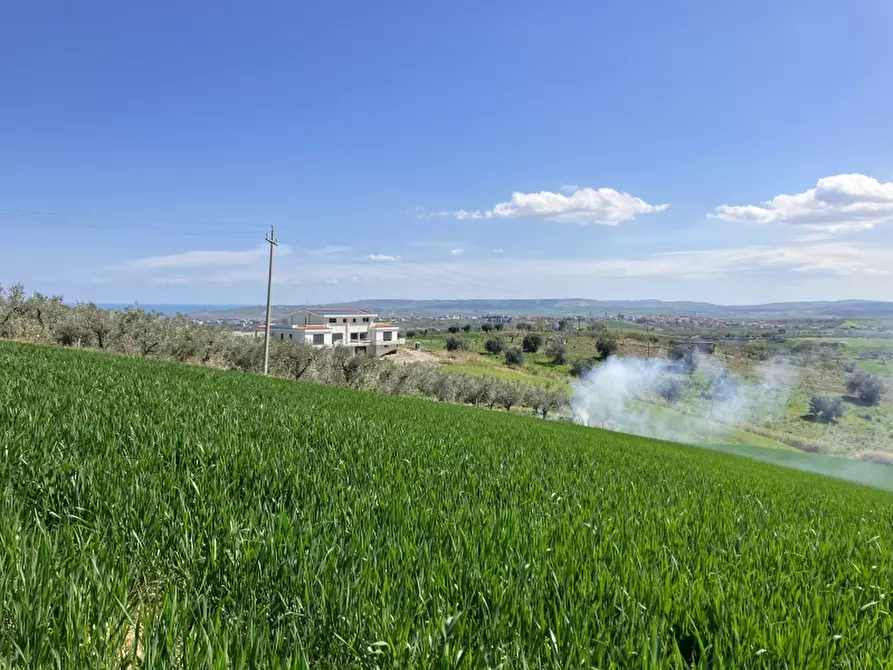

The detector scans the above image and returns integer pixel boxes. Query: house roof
[374,323,397,328]
[292,306,376,316]
[293,325,331,330]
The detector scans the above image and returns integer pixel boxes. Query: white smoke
[571,354,796,446]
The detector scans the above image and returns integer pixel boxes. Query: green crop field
[2,341,893,667]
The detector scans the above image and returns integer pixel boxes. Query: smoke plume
[571,355,796,447]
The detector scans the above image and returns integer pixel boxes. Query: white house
[265,307,403,356]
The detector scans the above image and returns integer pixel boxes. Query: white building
[265,307,403,356]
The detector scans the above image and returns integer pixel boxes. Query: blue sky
[3,0,893,305]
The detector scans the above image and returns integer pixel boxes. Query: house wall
[274,311,401,357]
[287,310,377,327]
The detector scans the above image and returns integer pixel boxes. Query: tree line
[0,283,568,419]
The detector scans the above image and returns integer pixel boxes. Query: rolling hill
[187,298,893,321]
[2,341,892,666]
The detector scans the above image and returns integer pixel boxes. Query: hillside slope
[1,342,892,667]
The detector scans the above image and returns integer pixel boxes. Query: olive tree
[656,378,683,404]
[445,335,469,352]
[522,333,544,353]
[484,337,504,354]
[533,388,567,419]
[595,335,618,360]
[545,340,567,365]
[504,347,524,366]
[808,395,845,423]
[116,307,169,356]
[846,371,885,405]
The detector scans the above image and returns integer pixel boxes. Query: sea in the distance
[96,304,249,315]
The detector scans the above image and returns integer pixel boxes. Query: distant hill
[187,298,893,321]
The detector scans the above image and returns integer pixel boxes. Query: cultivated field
[2,342,893,667]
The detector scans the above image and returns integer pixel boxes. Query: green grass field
[788,337,893,351]
[3,341,893,667]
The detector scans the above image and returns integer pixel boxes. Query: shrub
[481,324,493,333]
[484,337,504,355]
[504,347,524,366]
[445,336,468,352]
[461,324,472,333]
[405,330,417,339]
[447,325,461,334]
[846,371,885,405]
[808,395,845,423]
[522,333,544,353]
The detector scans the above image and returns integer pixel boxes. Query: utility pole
[262,225,279,376]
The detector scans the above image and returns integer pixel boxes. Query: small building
[267,307,403,356]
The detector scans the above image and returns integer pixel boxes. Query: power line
[0,208,262,241]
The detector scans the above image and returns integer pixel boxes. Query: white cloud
[324,278,339,285]
[492,248,504,253]
[365,254,400,262]
[309,245,351,257]
[111,241,893,303]
[711,173,893,234]
[450,248,464,256]
[435,186,669,225]
[352,244,893,284]
[113,245,292,272]
[315,243,892,283]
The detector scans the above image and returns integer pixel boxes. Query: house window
[312,333,325,345]
[352,318,357,323]
[332,333,343,342]
[289,333,293,340]
[328,318,336,324]
[350,332,359,341]
[383,331,393,342]
[343,318,348,323]
[359,332,368,340]
[280,333,284,340]
[362,317,370,323]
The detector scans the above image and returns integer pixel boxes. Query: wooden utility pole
[262,225,279,376]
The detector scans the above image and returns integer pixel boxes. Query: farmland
[404,318,893,458]
[2,341,893,667]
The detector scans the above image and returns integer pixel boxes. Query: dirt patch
[392,347,440,365]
